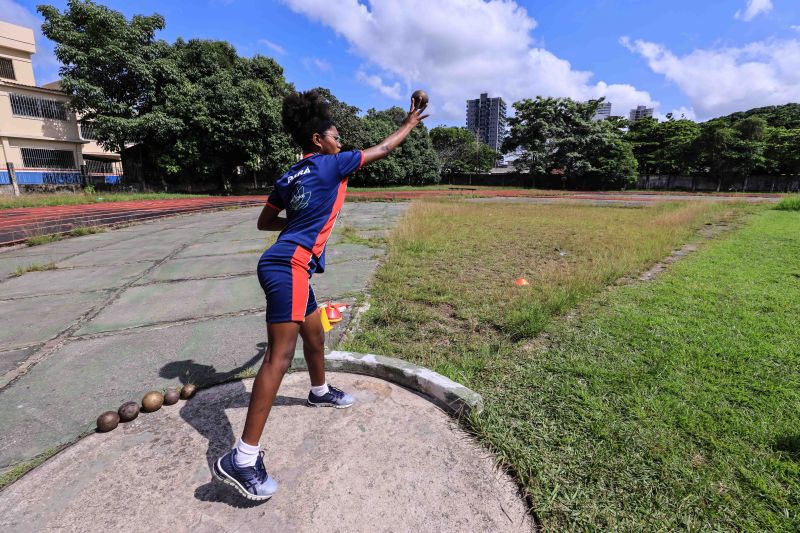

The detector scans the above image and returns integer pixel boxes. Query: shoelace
[328,386,344,400]
[255,451,268,483]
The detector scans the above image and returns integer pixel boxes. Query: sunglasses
[324,133,342,143]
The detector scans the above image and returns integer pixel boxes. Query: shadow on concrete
[159,343,307,506]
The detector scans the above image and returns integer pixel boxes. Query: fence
[442,172,800,192]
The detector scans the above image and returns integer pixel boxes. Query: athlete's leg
[300,308,326,387]
[241,321,300,445]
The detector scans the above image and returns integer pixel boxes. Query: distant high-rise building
[466,93,507,152]
[629,105,654,122]
[593,101,612,121]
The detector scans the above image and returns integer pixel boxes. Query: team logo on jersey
[290,184,311,211]
[287,167,310,184]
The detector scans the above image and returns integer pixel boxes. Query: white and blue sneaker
[307,385,355,408]
[213,449,278,501]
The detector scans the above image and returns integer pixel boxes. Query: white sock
[234,438,260,468]
[311,383,330,397]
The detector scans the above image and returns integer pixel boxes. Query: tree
[39,0,295,191]
[39,0,180,187]
[694,121,738,191]
[430,127,498,174]
[504,97,636,188]
[354,107,439,186]
[159,39,294,190]
[765,127,800,177]
[733,116,767,191]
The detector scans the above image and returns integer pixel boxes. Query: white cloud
[258,38,286,55]
[0,0,61,84]
[356,70,402,99]
[302,56,332,72]
[734,0,773,21]
[623,36,800,119]
[791,25,800,32]
[281,0,657,123]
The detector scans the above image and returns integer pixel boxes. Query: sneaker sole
[213,458,275,501]
[306,400,353,409]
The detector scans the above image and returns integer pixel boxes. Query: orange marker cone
[515,277,529,286]
[325,304,343,324]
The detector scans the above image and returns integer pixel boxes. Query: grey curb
[291,350,484,416]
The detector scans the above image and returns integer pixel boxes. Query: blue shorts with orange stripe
[257,241,319,323]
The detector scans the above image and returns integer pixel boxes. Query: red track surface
[0,196,265,246]
[0,189,780,246]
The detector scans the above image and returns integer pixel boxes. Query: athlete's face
[312,126,342,155]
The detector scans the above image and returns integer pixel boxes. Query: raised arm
[361,96,430,167]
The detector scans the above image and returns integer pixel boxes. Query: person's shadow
[159,343,307,507]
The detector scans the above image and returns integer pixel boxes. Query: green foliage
[504,97,637,187]
[719,103,800,129]
[775,195,800,211]
[39,1,295,190]
[353,107,439,186]
[430,126,499,173]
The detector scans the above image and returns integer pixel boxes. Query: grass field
[345,200,799,530]
[0,192,207,210]
[775,195,800,211]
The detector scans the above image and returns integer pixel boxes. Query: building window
[0,57,15,80]
[20,148,76,169]
[80,122,96,140]
[10,93,68,121]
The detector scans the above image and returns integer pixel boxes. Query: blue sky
[3,0,800,124]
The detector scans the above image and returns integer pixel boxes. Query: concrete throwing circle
[0,372,532,532]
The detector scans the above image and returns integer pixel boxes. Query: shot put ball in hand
[412,89,428,110]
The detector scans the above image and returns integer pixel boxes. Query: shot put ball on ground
[142,391,164,412]
[118,401,140,422]
[97,411,120,432]
[163,389,180,405]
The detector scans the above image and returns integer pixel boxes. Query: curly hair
[282,90,336,153]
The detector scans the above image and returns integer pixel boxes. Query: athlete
[214,89,429,500]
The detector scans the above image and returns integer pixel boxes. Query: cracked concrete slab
[0,262,156,299]
[175,238,273,259]
[0,292,106,351]
[138,254,259,282]
[0,373,533,532]
[0,347,36,376]
[77,276,265,335]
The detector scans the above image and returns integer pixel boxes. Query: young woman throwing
[214,89,429,500]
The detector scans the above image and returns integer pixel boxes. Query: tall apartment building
[0,20,120,189]
[466,93,506,152]
[593,101,612,121]
[629,105,654,122]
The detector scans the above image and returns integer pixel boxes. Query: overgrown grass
[25,234,63,246]
[12,262,57,277]
[342,200,800,530]
[775,195,800,211]
[339,225,387,248]
[0,192,207,210]
[69,226,106,237]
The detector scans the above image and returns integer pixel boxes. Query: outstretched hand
[404,96,430,127]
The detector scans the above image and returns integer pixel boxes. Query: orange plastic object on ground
[325,304,343,323]
[515,278,530,286]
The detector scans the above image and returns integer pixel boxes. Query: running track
[0,197,264,246]
[0,190,780,246]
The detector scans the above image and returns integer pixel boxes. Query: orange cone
[325,304,343,324]
[515,277,529,286]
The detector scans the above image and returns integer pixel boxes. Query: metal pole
[7,162,20,197]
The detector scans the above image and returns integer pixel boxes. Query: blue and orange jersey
[265,150,364,272]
